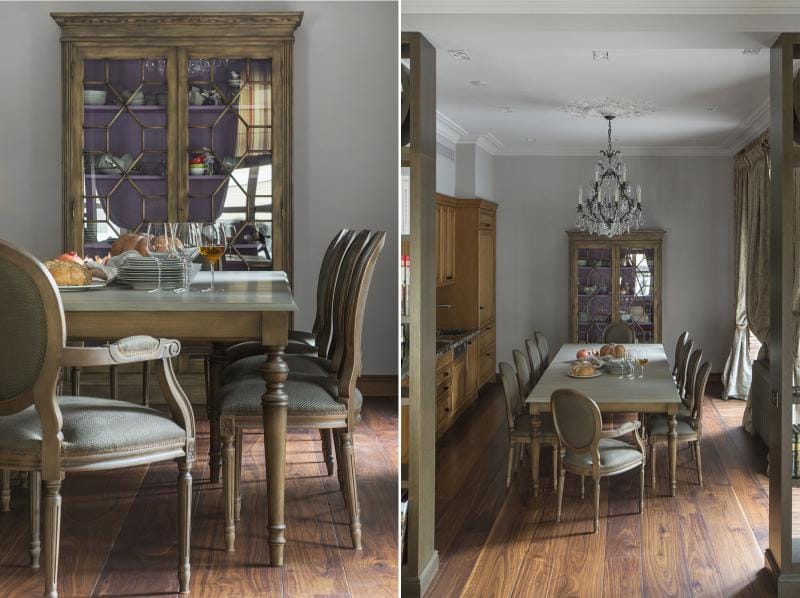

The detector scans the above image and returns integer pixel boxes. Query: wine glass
[172,222,201,293]
[199,222,226,293]
[637,351,649,380]
[146,222,176,294]
[625,348,637,380]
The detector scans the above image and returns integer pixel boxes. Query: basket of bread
[44,252,114,290]
[568,361,602,378]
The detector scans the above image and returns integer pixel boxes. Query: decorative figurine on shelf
[220,156,237,174]
[189,154,206,176]
[189,87,205,106]
[204,152,216,175]
[201,88,225,106]
[621,283,631,295]
[228,70,243,89]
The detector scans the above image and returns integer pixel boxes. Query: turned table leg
[530,407,542,497]
[261,344,288,566]
[668,414,677,497]
[208,343,226,484]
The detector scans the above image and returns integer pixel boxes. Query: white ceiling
[402,10,797,155]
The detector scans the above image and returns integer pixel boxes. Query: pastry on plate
[45,260,92,286]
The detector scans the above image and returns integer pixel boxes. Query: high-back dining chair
[550,389,645,533]
[534,331,550,369]
[513,349,535,399]
[675,338,695,399]
[218,230,386,552]
[525,338,543,382]
[648,361,711,488]
[602,322,635,344]
[672,331,690,378]
[682,348,703,415]
[0,239,195,598]
[499,362,557,489]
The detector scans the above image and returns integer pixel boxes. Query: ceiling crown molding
[402,0,800,14]
[722,97,770,154]
[495,144,733,156]
[436,111,468,150]
[458,132,504,155]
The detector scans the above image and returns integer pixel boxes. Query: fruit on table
[56,251,84,264]
[576,349,591,360]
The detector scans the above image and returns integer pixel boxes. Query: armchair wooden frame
[0,239,196,598]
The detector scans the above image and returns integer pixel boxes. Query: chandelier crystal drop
[576,115,643,237]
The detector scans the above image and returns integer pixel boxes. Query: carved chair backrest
[0,239,66,477]
[513,349,533,403]
[499,361,521,433]
[691,361,711,432]
[683,348,703,412]
[603,322,635,344]
[525,338,542,382]
[316,229,357,357]
[551,388,602,474]
[336,231,386,418]
[673,331,690,376]
[676,338,695,397]
[534,331,550,369]
[312,228,349,337]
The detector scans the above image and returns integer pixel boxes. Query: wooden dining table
[526,343,684,497]
[59,270,297,566]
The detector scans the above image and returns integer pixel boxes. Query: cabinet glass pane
[187,57,273,270]
[619,246,656,342]
[576,247,613,342]
[82,58,168,257]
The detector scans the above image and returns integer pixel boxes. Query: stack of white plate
[604,359,626,375]
[118,257,186,290]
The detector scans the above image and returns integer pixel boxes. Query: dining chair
[499,362,557,489]
[602,322,635,344]
[550,389,646,533]
[0,238,196,598]
[534,331,550,369]
[647,360,711,488]
[513,348,535,398]
[681,348,703,416]
[525,337,543,382]
[217,230,385,552]
[672,331,690,379]
[675,338,695,399]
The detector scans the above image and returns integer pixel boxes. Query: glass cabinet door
[618,246,657,342]
[185,56,274,270]
[576,246,613,342]
[82,56,169,257]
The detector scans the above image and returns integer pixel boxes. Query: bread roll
[599,344,614,357]
[111,233,149,257]
[612,345,626,359]
[45,260,91,286]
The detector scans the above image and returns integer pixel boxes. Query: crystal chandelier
[576,114,643,237]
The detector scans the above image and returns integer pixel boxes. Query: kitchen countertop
[436,328,480,357]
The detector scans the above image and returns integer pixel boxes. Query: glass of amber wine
[637,353,649,379]
[199,222,227,293]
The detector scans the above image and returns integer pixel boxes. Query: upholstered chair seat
[510,412,555,441]
[288,330,317,346]
[562,438,643,474]
[646,416,696,439]
[0,396,186,459]
[222,354,330,385]
[219,374,363,420]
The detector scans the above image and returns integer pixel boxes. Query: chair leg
[177,460,192,594]
[204,357,212,421]
[43,479,62,598]
[234,429,243,521]
[29,471,41,569]
[109,365,119,400]
[222,430,236,552]
[580,475,585,500]
[70,367,81,395]
[340,431,362,550]
[142,361,151,407]
[650,443,656,488]
[593,477,601,534]
[1,469,10,512]
[695,440,703,486]
[333,430,345,490]
[506,445,514,488]
[552,444,558,491]
[556,450,565,523]
[640,465,645,514]
[321,429,335,476]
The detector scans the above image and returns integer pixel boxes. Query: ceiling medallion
[561,97,656,119]
[576,114,643,238]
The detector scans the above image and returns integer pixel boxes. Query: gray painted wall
[0,1,397,375]
[436,151,455,195]
[491,155,734,372]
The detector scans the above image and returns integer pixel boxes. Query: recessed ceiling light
[526,137,536,143]
[592,50,609,61]
[469,80,489,87]
[496,106,512,113]
[706,106,719,111]
[687,138,698,143]
[743,48,761,55]
[448,49,470,61]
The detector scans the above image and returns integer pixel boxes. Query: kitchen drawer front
[436,362,453,389]
[479,209,496,230]
[479,323,495,352]
[479,348,496,385]
[436,388,453,435]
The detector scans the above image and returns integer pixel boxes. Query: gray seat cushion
[562,438,643,472]
[286,342,318,356]
[219,374,362,417]
[0,396,186,457]
[647,415,697,439]
[222,354,331,385]
[512,413,556,441]
[289,329,316,346]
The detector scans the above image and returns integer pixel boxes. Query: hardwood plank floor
[0,371,398,597]
[427,381,778,598]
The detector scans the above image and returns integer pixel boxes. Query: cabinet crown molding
[51,12,303,39]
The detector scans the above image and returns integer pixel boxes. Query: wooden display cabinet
[568,229,664,344]
[53,12,301,280]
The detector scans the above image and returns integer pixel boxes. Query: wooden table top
[526,343,682,412]
[59,271,297,313]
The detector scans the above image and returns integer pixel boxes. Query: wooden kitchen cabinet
[452,350,467,413]
[465,336,479,400]
[436,195,456,286]
[478,230,495,326]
